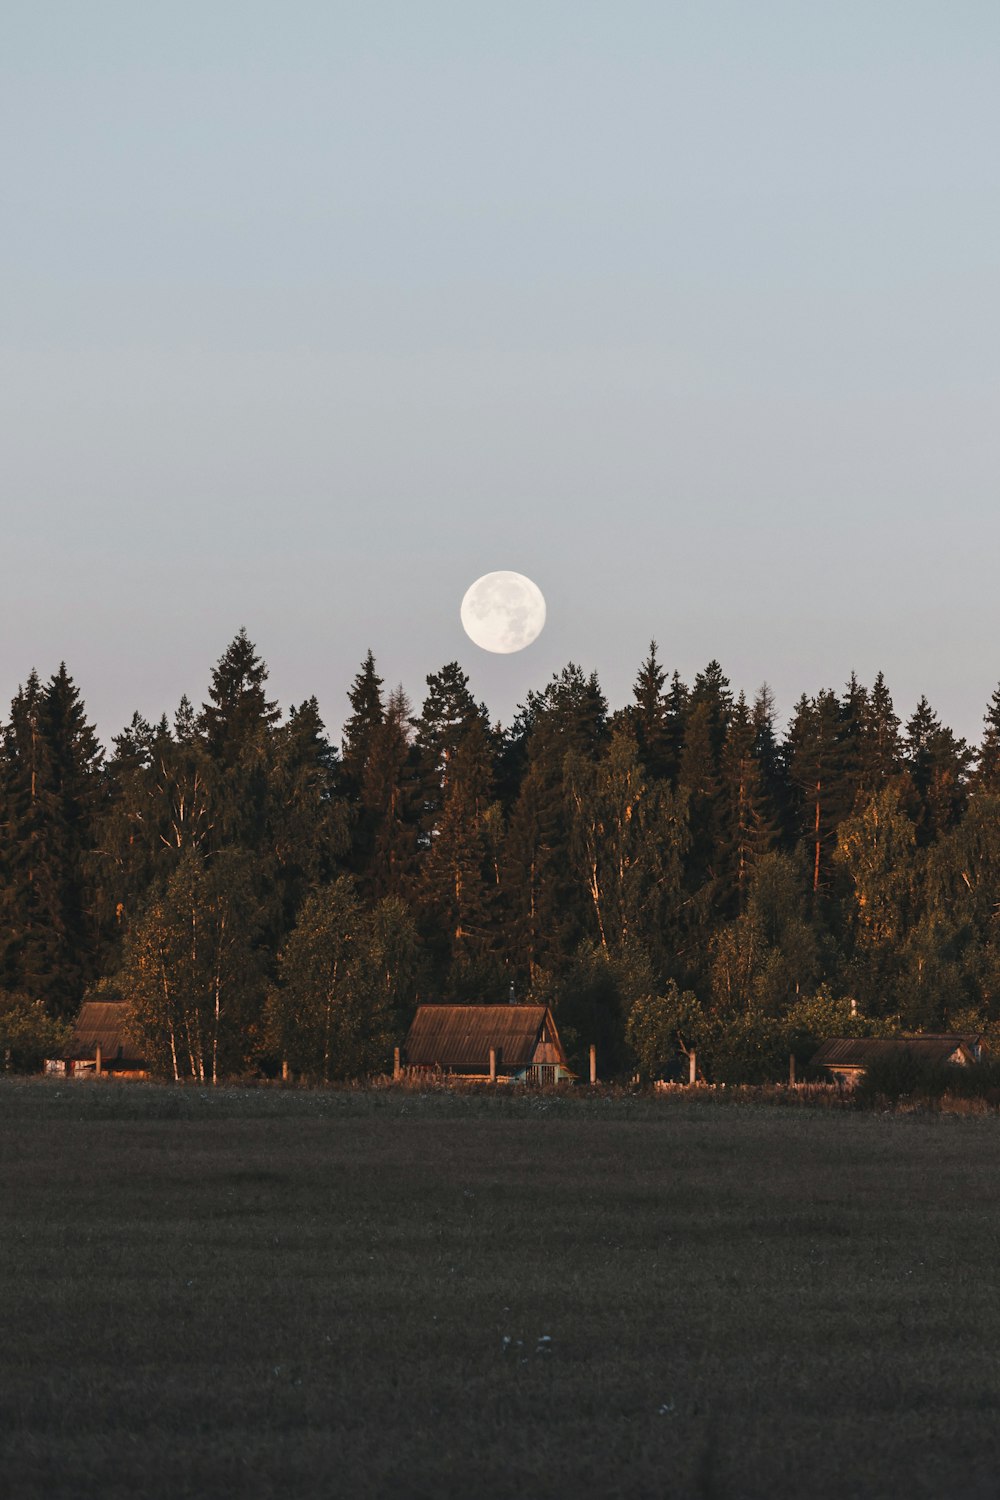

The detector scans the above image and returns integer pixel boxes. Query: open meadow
[3,1081,1000,1499]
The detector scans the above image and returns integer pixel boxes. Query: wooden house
[402,1004,575,1083]
[811,1033,984,1087]
[45,1001,148,1078]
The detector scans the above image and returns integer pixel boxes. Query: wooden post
[95,1044,102,1077]
[281,1059,290,1082]
[789,1053,796,1087]
[489,1047,496,1082]
[589,1045,597,1085]
[688,1049,697,1086]
[393,1047,401,1081]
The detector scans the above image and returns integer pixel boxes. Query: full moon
[460,571,546,654]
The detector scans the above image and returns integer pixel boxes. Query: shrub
[0,992,73,1073]
[854,1049,952,1105]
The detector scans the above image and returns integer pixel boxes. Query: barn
[402,1004,575,1083]
[811,1033,984,1086]
[45,1001,148,1078]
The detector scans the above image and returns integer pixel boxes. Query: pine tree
[784,689,851,899]
[340,650,384,798]
[630,642,673,782]
[502,666,608,987]
[976,683,1000,793]
[270,698,346,928]
[689,660,733,763]
[360,687,420,899]
[665,671,690,786]
[197,631,282,854]
[718,693,777,912]
[419,717,500,975]
[859,671,902,792]
[0,666,103,1015]
[93,711,162,946]
[752,685,789,835]
[837,672,869,812]
[677,699,721,899]
[904,696,972,844]
[413,662,489,844]
[198,628,280,766]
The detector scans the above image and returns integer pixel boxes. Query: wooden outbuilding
[45,1001,148,1078]
[402,1004,575,1083]
[811,1033,984,1087]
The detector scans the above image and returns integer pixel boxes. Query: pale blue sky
[2,2,998,743]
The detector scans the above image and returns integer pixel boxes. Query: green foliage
[782,986,897,1061]
[544,940,654,1075]
[265,879,418,1081]
[11,641,1000,1085]
[625,982,704,1079]
[701,1010,788,1085]
[118,848,264,1082]
[854,1049,953,1105]
[0,990,72,1072]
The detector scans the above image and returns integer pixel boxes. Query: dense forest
[2,629,1000,1082]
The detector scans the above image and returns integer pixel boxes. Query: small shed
[402,1004,575,1083]
[46,1001,148,1078]
[811,1033,984,1086]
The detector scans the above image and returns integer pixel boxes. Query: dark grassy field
[3,1082,1000,1500]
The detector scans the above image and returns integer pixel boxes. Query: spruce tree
[718,693,776,913]
[502,665,608,987]
[630,641,673,782]
[859,671,902,792]
[270,698,345,928]
[904,697,972,844]
[0,666,103,1015]
[413,662,489,845]
[198,631,281,853]
[689,660,733,763]
[340,650,384,798]
[198,628,280,766]
[419,717,499,977]
[976,683,1000,792]
[360,687,421,899]
[784,689,851,899]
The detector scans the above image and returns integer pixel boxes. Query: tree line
[2,629,1000,1080]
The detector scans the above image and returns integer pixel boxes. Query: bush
[0,992,73,1073]
[855,1049,953,1105]
[625,984,703,1080]
[704,1011,788,1085]
[854,1048,1000,1107]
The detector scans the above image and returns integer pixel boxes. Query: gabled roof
[811,1034,982,1070]
[404,1004,566,1070]
[70,1001,145,1066]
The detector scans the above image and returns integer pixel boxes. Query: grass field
[3,1082,1000,1500]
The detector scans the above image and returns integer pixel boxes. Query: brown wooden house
[46,1001,148,1078]
[402,1004,574,1083]
[811,1033,984,1086]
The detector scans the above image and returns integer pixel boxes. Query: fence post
[393,1047,401,1081]
[789,1053,796,1087]
[689,1049,697,1086]
[489,1047,496,1082]
[95,1044,102,1077]
[589,1045,597,1085]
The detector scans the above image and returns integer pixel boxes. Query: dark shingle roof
[71,1001,145,1067]
[404,1004,566,1071]
[811,1035,982,1070]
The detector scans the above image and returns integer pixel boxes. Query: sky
[2,1,999,747]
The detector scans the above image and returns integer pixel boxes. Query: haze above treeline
[4,628,1000,1082]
